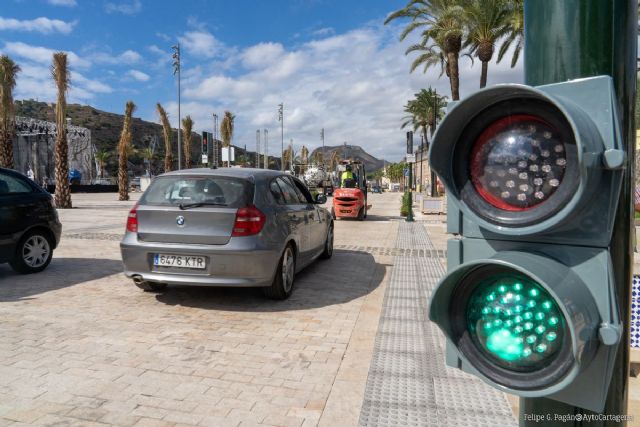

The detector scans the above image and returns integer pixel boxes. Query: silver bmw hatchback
[120,168,334,299]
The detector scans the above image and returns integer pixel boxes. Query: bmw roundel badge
[176,215,185,227]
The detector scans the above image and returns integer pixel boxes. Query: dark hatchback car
[0,168,62,273]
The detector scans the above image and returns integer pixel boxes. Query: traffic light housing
[428,76,623,412]
[202,131,209,154]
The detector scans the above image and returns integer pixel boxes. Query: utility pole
[278,103,284,171]
[212,113,218,168]
[263,129,268,169]
[256,130,261,168]
[521,1,636,425]
[172,43,182,170]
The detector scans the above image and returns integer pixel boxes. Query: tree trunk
[118,153,128,201]
[183,138,191,169]
[0,131,14,169]
[447,51,460,101]
[480,60,488,88]
[54,131,72,208]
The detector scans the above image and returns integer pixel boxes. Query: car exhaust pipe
[132,275,144,285]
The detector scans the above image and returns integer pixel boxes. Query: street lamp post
[212,113,218,168]
[256,130,261,168]
[320,128,325,166]
[278,103,284,171]
[172,44,182,171]
[263,129,268,169]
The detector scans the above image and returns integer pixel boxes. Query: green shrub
[400,192,411,217]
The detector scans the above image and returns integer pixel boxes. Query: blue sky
[2,0,523,161]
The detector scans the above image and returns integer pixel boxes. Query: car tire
[134,280,167,292]
[320,225,334,260]
[9,230,53,274]
[357,206,365,221]
[262,244,296,300]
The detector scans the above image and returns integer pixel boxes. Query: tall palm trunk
[478,41,494,88]
[0,56,20,169]
[446,51,460,101]
[52,52,72,209]
[182,115,193,169]
[156,103,173,172]
[118,101,136,201]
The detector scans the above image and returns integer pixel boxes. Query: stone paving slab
[358,221,517,427]
[0,192,400,427]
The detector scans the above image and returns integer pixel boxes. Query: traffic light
[202,131,209,154]
[427,76,624,412]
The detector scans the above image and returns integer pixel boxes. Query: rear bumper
[120,233,281,287]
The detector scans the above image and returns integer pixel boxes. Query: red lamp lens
[470,115,568,211]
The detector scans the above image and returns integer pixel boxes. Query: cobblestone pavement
[0,192,399,427]
[359,221,516,427]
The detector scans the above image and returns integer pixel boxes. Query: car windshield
[140,176,253,209]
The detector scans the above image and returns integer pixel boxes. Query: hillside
[14,99,282,175]
[311,144,385,172]
[14,100,385,175]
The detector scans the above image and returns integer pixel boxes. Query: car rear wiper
[179,202,228,210]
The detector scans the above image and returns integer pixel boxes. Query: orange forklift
[331,160,371,220]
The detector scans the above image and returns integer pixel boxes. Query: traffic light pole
[522,1,636,426]
[406,131,414,222]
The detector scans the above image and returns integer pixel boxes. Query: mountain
[310,144,385,173]
[13,99,281,175]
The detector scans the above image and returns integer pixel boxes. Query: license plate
[153,254,206,269]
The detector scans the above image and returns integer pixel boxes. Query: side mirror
[315,193,327,204]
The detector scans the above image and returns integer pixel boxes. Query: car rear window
[140,176,253,208]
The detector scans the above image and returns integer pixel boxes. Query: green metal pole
[523,1,636,426]
[406,131,414,222]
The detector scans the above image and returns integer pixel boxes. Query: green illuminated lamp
[467,273,564,371]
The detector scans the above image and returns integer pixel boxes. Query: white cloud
[2,41,91,69]
[241,42,285,69]
[105,0,142,15]
[312,27,334,37]
[168,23,523,162]
[47,0,77,6]
[148,45,166,56]
[0,16,76,34]
[127,69,150,82]
[90,49,142,64]
[178,31,225,59]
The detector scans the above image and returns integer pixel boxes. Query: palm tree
[300,145,309,174]
[496,0,523,68]
[94,150,109,178]
[283,145,294,171]
[181,115,193,169]
[139,147,154,176]
[52,52,72,209]
[117,101,136,201]
[0,55,20,169]
[156,103,173,172]
[220,111,235,167]
[329,149,342,171]
[401,88,447,144]
[312,150,324,166]
[464,0,509,88]
[386,0,467,101]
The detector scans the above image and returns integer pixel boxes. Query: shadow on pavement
[0,258,123,302]
[155,249,387,312]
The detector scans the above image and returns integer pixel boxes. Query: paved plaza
[1,192,515,426]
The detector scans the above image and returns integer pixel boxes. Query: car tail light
[232,205,266,237]
[126,204,139,233]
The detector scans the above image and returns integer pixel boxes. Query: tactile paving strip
[358,222,517,427]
